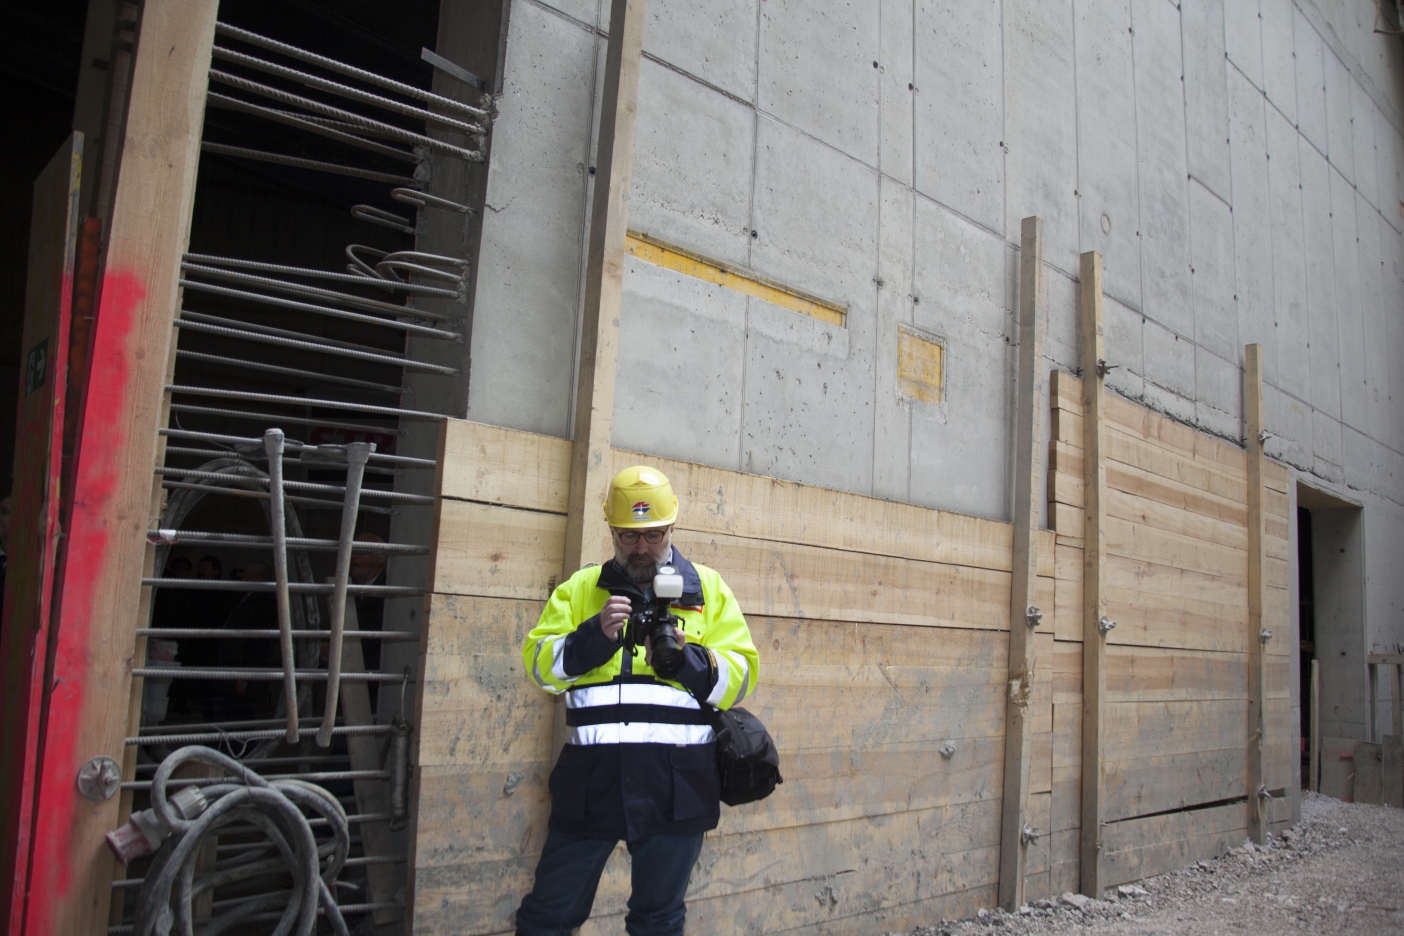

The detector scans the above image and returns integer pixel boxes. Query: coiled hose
[133,746,350,936]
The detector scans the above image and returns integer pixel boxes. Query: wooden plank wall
[410,418,1058,934]
[1047,372,1293,892]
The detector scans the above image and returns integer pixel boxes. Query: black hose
[133,747,350,936]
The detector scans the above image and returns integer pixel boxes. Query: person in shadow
[207,561,279,723]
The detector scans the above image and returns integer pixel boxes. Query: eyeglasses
[614,527,669,545]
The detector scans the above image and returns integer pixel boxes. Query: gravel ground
[885,793,1404,936]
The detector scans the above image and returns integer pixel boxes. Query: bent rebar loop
[317,441,374,748]
[263,428,301,744]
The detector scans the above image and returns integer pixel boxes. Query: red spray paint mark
[23,271,142,935]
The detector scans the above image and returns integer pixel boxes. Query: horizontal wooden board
[676,530,1020,631]
[1105,515,1247,581]
[1105,746,1244,821]
[1052,501,1083,539]
[1106,646,1251,703]
[437,418,571,511]
[1052,371,1250,480]
[1105,427,1247,505]
[1107,486,1248,551]
[1105,699,1246,761]
[431,500,565,599]
[435,419,1053,575]
[1100,801,1247,890]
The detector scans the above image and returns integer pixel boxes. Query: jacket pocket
[670,743,719,822]
[549,746,592,823]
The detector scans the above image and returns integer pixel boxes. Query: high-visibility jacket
[522,548,759,839]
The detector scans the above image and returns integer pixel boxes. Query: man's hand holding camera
[601,594,686,669]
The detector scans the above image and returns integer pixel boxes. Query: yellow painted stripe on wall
[625,233,847,327]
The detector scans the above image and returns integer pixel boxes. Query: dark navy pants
[514,830,705,936]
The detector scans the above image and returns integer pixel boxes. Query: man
[516,466,759,936]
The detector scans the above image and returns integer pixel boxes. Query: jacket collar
[596,547,705,607]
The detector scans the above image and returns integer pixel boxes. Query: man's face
[611,525,673,584]
[350,550,386,584]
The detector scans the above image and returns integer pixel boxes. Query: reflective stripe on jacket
[521,549,759,839]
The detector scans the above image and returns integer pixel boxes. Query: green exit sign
[24,337,48,396]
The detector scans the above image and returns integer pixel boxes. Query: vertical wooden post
[23,3,217,933]
[999,217,1046,911]
[562,0,647,577]
[0,132,82,935]
[1367,663,1379,742]
[1309,659,1320,793]
[1078,251,1107,897]
[1393,663,1402,739]
[1245,343,1268,843]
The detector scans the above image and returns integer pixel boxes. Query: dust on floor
[885,792,1404,935]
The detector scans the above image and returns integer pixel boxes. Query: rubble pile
[884,793,1404,936]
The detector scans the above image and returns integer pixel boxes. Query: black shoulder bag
[707,706,783,806]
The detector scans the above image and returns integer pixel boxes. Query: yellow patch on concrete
[897,326,944,404]
[625,232,847,327]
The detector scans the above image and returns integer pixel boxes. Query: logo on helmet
[631,501,652,521]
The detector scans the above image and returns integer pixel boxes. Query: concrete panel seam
[1289,0,1403,136]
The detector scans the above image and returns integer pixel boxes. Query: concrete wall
[461,0,1404,701]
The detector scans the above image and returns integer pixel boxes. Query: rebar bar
[320,441,372,748]
[154,468,433,505]
[167,385,447,420]
[158,428,436,468]
[140,579,422,596]
[392,187,471,213]
[184,252,458,298]
[120,769,391,791]
[214,22,490,119]
[167,404,402,436]
[138,628,417,641]
[132,669,410,682]
[145,529,426,553]
[181,261,451,322]
[207,90,419,162]
[175,349,407,395]
[351,204,415,233]
[126,724,390,747]
[159,480,396,515]
[211,44,485,134]
[175,312,460,375]
[201,140,418,185]
[179,278,459,337]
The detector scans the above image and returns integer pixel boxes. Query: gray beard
[623,554,658,584]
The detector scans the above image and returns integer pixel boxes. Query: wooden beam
[1244,343,1268,844]
[999,217,1046,911]
[0,132,82,934]
[1079,251,1107,897]
[23,3,217,933]
[561,0,647,576]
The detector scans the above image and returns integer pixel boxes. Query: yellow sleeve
[521,567,602,694]
[696,566,760,710]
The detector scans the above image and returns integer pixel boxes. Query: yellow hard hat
[603,466,678,528]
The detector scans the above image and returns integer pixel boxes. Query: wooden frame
[1244,343,1267,843]
[998,216,1045,910]
[562,0,647,577]
[21,3,218,932]
[1078,251,1107,897]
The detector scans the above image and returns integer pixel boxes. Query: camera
[621,566,686,678]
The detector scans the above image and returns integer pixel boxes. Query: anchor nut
[76,756,122,801]
[1098,615,1117,636]
[1025,605,1042,628]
